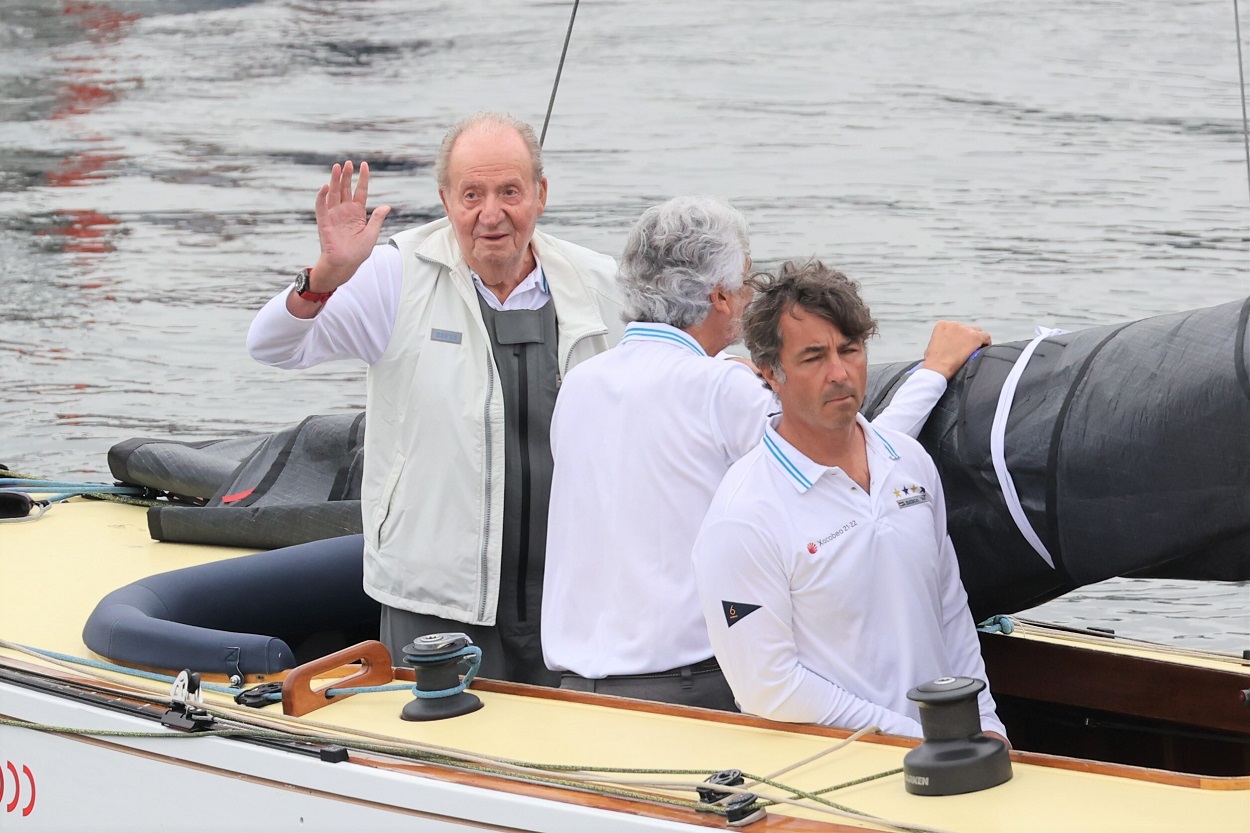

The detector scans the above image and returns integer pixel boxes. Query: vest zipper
[515,343,531,622]
[478,350,495,622]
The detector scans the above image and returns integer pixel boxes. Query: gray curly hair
[435,112,543,189]
[618,196,750,328]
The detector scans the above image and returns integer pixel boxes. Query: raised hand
[919,320,992,380]
[310,160,392,291]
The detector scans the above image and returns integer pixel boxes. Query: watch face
[295,268,311,293]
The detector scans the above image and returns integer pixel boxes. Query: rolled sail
[864,298,1250,620]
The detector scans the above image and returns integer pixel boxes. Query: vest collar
[392,219,610,370]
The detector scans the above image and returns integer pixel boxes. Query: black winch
[399,633,484,721]
[902,676,1012,796]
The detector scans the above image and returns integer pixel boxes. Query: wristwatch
[294,267,335,303]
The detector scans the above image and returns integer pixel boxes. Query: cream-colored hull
[1,500,1247,832]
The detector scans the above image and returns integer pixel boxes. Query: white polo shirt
[692,416,1006,739]
[541,322,950,678]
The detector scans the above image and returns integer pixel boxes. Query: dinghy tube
[82,535,379,676]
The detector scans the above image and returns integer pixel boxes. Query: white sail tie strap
[989,327,1069,569]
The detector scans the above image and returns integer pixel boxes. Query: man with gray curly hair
[542,197,988,709]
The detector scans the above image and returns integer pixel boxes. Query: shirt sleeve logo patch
[893,484,929,509]
[722,601,762,627]
[430,328,463,345]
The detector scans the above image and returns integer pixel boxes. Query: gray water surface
[1,0,1247,651]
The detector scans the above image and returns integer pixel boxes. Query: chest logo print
[806,520,858,553]
[722,601,762,628]
[893,484,929,509]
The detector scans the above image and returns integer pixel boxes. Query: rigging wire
[1236,0,1250,212]
[540,0,581,148]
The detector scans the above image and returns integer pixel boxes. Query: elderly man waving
[248,112,624,685]
[541,196,989,709]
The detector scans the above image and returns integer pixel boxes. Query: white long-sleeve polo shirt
[691,416,1006,739]
[542,322,949,678]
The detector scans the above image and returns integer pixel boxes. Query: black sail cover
[109,413,366,550]
[863,297,1250,619]
[108,299,1250,618]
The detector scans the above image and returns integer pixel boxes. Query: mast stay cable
[540,0,582,148]
[1234,0,1250,213]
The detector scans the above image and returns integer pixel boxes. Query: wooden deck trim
[978,631,1250,734]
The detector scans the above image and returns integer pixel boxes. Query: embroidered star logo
[893,488,901,498]
[902,486,911,495]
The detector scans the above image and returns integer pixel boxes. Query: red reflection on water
[37,210,119,254]
[44,148,120,187]
[52,78,121,120]
[40,2,140,264]
[61,1,140,40]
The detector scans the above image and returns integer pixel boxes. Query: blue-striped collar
[619,322,707,356]
[761,421,828,493]
[761,415,900,494]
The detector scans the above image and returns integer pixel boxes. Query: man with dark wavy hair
[692,260,1007,741]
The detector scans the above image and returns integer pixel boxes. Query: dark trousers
[559,659,739,712]
[379,604,559,687]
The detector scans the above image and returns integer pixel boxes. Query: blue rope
[2,479,125,488]
[1,482,150,503]
[976,615,1016,634]
[403,645,483,700]
[21,643,482,707]
[19,645,241,694]
[24,643,414,704]
[257,681,414,702]
[256,645,486,703]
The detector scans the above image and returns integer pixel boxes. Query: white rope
[754,725,880,785]
[989,326,1069,569]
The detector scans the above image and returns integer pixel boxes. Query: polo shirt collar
[619,322,707,356]
[762,414,901,494]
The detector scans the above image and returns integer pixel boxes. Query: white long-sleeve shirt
[692,416,1006,739]
[542,322,950,678]
[247,245,550,368]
